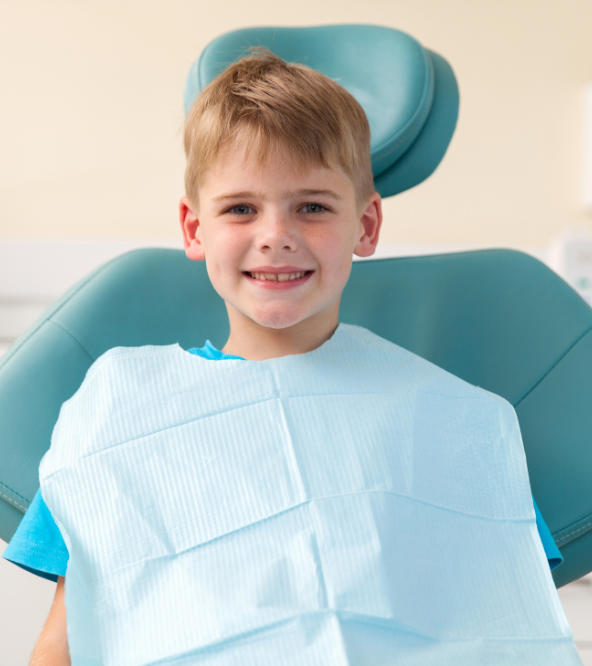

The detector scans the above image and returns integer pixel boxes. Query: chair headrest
[183,24,459,198]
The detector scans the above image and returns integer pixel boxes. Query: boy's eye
[227,204,255,215]
[300,203,328,214]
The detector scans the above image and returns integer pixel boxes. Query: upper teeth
[249,271,307,282]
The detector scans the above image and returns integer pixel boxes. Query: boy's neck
[221,313,339,360]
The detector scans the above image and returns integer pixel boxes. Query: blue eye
[227,204,254,215]
[301,203,327,214]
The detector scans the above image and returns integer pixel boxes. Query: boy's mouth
[243,270,314,283]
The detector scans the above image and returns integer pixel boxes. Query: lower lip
[244,271,314,289]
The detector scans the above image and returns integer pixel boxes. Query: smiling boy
[179,136,381,360]
[179,50,382,360]
[10,48,582,665]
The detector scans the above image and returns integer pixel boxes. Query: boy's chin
[232,306,316,332]
[226,299,339,334]
[251,310,340,335]
[251,312,308,330]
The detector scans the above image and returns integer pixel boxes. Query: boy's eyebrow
[213,189,343,201]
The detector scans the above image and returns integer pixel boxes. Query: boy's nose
[256,213,298,252]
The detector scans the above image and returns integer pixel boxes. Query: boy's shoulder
[92,342,182,365]
[45,343,190,465]
[58,343,186,411]
[81,342,186,378]
[342,323,514,412]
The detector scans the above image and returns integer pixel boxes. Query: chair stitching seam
[47,319,95,363]
[0,482,28,512]
[515,325,592,408]
[555,516,592,546]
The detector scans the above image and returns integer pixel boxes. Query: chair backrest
[1,248,591,586]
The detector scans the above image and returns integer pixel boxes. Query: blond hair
[183,47,374,210]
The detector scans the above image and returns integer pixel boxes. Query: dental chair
[1,24,591,590]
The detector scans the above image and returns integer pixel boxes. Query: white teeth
[249,271,307,282]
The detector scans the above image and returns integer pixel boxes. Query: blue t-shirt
[2,340,563,582]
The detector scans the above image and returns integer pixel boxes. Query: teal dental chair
[1,25,591,590]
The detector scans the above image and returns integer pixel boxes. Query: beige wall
[1,1,592,249]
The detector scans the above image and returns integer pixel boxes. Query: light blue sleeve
[2,487,69,583]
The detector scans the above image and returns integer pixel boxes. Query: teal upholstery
[1,25,590,590]
[1,248,591,587]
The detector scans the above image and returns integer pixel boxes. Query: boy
[5,49,580,664]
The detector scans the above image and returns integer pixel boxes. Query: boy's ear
[179,196,205,261]
[353,192,383,258]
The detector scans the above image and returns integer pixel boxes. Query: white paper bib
[39,323,581,665]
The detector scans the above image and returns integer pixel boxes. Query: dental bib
[39,323,581,665]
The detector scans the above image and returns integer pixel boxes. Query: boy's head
[179,48,382,358]
[182,47,375,214]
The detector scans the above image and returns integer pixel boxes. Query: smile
[243,270,314,289]
[246,271,311,282]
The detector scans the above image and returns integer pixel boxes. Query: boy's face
[179,136,382,346]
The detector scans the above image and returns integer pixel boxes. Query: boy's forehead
[203,136,352,196]
[214,134,321,173]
